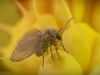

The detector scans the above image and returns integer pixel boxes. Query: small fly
[10,18,72,66]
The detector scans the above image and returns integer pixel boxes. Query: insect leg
[47,48,48,55]
[42,53,44,66]
[54,41,61,62]
[60,40,69,53]
[49,44,54,61]
[41,48,45,66]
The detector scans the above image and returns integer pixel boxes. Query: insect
[10,18,72,66]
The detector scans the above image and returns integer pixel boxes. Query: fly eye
[46,30,50,34]
[56,34,61,40]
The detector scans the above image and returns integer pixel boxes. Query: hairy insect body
[35,29,61,57]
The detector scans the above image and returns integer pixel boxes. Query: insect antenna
[60,17,73,35]
[54,42,61,62]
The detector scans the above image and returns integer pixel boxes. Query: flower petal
[39,50,83,75]
[62,22,98,73]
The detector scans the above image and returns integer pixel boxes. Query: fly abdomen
[35,34,49,57]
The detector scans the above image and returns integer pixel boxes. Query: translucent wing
[10,29,42,61]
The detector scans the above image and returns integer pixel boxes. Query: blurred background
[0,0,100,75]
[0,0,21,75]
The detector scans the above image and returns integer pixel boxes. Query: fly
[10,18,72,66]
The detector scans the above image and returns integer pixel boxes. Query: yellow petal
[16,0,33,10]
[89,64,100,75]
[62,22,98,73]
[52,0,72,29]
[32,14,59,30]
[88,35,100,75]
[39,50,83,75]
[33,0,53,14]
[92,2,100,32]
[71,0,85,22]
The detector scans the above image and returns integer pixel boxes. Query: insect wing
[10,29,42,61]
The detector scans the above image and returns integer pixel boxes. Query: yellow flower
[0,0,100,75]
